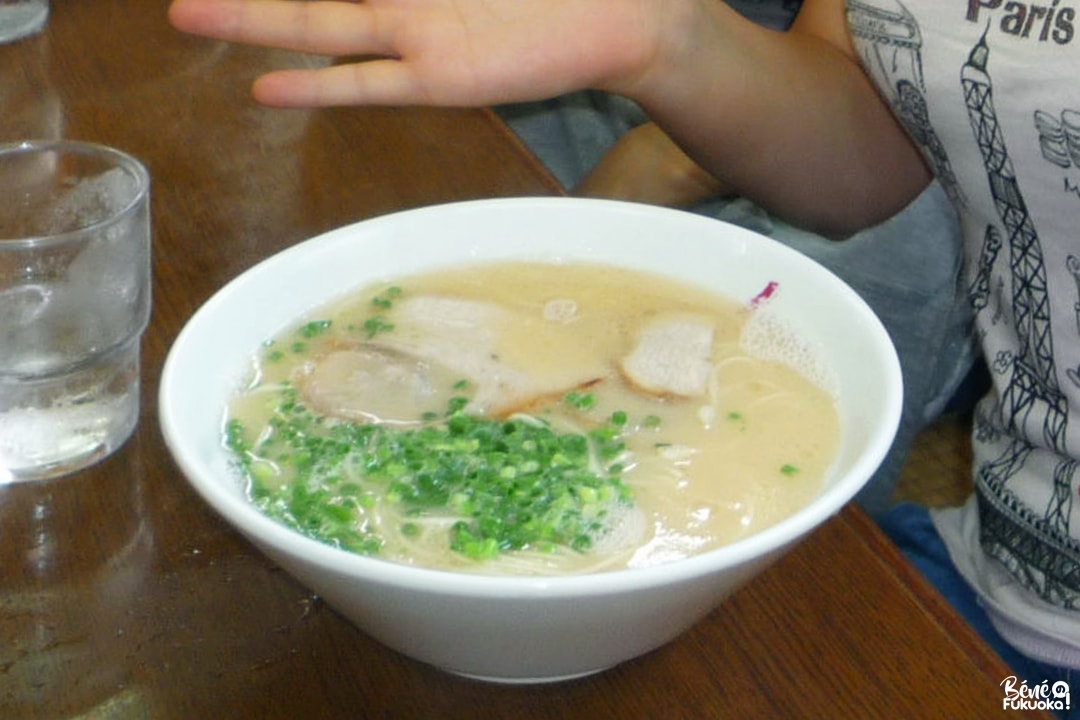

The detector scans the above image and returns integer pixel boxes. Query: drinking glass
[0,0,48,44]
[0,141,151,483]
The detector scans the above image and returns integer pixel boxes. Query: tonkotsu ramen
[224,261,840,575]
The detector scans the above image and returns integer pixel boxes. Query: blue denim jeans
[496,91,977,515]
[879,504,1077,719]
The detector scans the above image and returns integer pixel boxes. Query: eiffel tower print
[847,0,964,208]
[969,225,1002,313]
[962,31,1078,606]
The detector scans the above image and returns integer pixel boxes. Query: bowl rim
[159,196,902,598]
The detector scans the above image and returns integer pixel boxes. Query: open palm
[169,0,671,107]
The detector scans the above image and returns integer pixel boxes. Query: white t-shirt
[846,0,1080,668]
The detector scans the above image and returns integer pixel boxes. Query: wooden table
[0,2,1049,717]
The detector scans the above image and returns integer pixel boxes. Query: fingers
[252,62,424,107]
[169,0,394,57]
[169,0,449,108]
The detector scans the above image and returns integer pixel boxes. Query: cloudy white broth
[224,261,840,575]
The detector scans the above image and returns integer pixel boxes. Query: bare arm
[168,0,929,235]
[626,0,929,235]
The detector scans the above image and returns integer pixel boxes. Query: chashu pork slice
[619,313,716,398]
[299,296,606,421]
[299,344,461,426]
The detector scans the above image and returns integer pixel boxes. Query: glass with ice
[0,141,150,482]
[0,0,48,45]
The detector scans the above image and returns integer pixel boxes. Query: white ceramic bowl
[159,197,901,683]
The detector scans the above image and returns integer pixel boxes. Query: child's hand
[168,0,673,107]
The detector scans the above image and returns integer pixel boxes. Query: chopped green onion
[297,319,332,338]
[563,391,596,410]
[362,316,395,338]
[229,385,636,562]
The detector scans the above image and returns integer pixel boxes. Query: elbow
[771,160,934,240]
